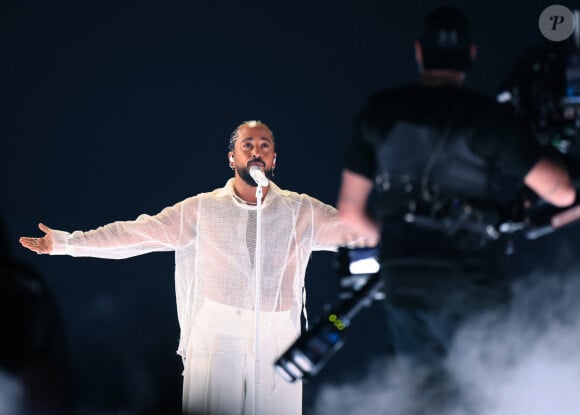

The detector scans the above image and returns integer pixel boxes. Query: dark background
[1,1,579,414]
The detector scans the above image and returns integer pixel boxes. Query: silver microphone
[250,166,269,187]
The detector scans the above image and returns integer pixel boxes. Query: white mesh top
[49,178,360,359]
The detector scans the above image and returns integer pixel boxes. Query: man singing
[20,120,362,415]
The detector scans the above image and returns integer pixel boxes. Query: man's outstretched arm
[18,199,195,259]
[19,223,53,254]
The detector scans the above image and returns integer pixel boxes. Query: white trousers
[182,300,302,415]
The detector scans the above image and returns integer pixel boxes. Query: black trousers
[381,256,510,362]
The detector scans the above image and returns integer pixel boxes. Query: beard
[236,165,275,187]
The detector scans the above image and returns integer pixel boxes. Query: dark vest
[373,120,494,219]
[359,87,508,255]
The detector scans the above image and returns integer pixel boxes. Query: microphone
[250,166,269,187]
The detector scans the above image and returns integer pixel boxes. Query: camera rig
[497,22,580,158]
[274,191,580,383]
[496,21,580,237]
[274,247,381,383]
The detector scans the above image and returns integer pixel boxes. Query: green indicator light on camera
[329,314,345,330]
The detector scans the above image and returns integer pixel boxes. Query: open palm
[19,223,53,254]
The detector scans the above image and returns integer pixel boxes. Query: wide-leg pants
[182,300,302,415]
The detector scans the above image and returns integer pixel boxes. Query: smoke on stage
[310,265,580,415]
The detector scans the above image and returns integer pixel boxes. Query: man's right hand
[19,223,53,254]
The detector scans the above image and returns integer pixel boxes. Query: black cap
[419,7,473,71]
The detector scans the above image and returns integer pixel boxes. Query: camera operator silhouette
[337,6,576,414]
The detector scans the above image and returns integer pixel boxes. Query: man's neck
[233,176,269,205]
[420,70,465,87]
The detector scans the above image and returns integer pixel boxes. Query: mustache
[246,159,266,169]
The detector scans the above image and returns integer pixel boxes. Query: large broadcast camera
[275,17,580,384]
[495,17,580,238]
[497,17,580,160]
